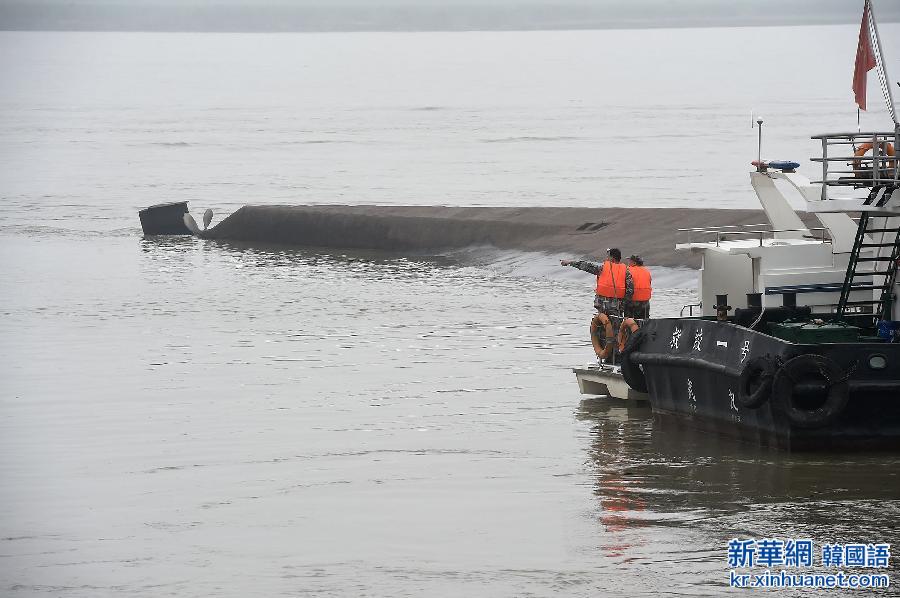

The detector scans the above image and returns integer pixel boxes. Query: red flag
[853,1,877,111]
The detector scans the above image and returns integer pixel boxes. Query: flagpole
[867,0,899,126]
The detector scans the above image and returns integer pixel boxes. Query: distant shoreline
[2,21,898,34]
[203,204,822,269]
[2,0,897,35]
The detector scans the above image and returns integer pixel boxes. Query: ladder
[837,204,900,324]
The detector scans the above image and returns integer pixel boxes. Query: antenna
[754,115,764,167]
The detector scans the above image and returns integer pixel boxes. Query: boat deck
[572,364,649,402]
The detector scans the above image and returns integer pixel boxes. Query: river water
[1,26,899,596]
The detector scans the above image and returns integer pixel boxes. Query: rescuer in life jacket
[560,247,632,316]
[625,254,652,319]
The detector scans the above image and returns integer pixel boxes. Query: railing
[676,224,832,247]
[810,131,900,200]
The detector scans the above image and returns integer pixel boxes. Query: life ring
[617,318,640,353]
[772,354,849,429]
[853,141,896,179]
[590,312,615,360]
[619,328,648,393]
[737,355,776,409]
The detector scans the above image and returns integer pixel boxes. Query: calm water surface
[1,26,899,596]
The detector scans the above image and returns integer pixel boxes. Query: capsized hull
[139,201,192,235]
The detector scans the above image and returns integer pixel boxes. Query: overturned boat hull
[138,201,192,235]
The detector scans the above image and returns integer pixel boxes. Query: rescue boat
[576,1,900,450]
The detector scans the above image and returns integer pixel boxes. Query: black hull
[626,318,900,451]
[139,201,192,235]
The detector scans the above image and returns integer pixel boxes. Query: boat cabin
[676,130,900,327]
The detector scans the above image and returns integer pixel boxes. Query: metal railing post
[873,132,880,184]
[895,126,900,181]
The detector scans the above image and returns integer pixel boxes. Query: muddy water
[2,26,900,596]
[1,235,897,596]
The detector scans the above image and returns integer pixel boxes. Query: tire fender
[737,355,776,409]
[772,354,850,429]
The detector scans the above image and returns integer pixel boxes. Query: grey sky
[1,0,898,32]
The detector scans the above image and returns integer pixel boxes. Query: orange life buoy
[853,141,896,179]
[590,312,615,360]
[617,317,640,353]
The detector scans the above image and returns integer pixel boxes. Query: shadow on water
[577,400,900,562]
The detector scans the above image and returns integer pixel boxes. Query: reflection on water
[1,233,896,596]
[580,401,900,594]
[579,401,653,561]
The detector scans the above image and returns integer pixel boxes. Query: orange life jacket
[595,260,627,299]
[629,265,652,302]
